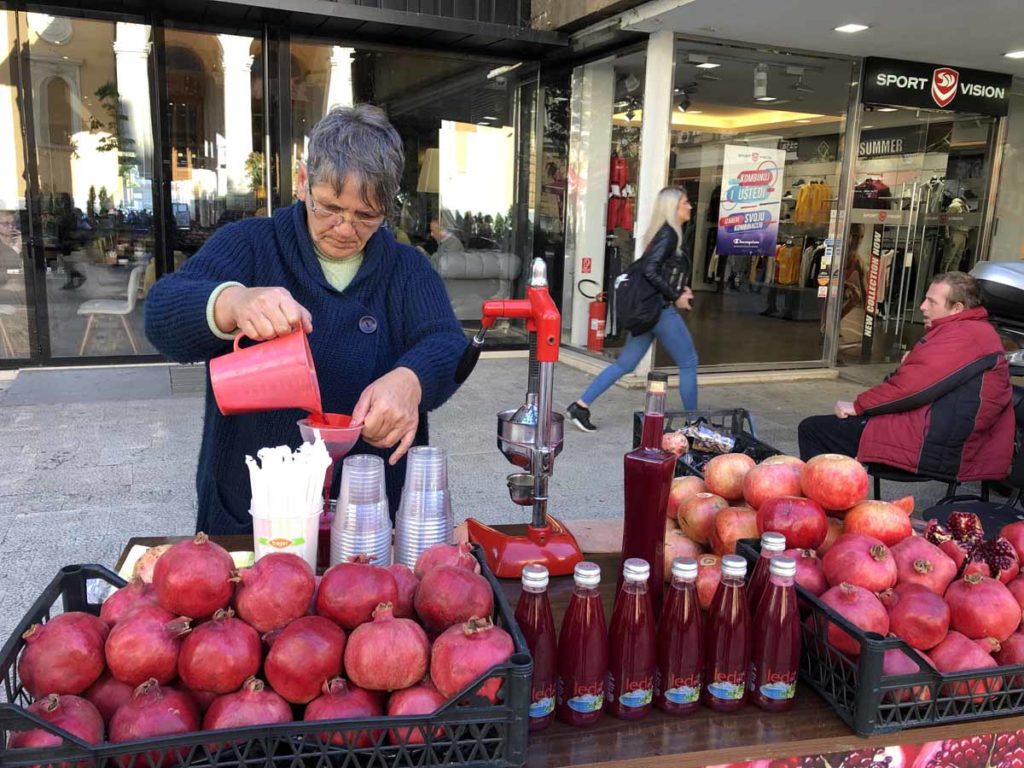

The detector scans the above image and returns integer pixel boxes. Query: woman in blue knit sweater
[145,106,467,535]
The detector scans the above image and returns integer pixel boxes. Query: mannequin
[942,197,969,273]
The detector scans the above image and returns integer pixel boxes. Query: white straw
[246,439,332,519]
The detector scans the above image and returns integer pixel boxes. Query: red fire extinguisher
[579,279,606,353]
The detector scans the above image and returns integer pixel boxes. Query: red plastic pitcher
[210,329,322,416]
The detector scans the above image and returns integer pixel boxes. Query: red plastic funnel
[210,329,322,416]
[467,515,584,579]
[297,414,362,462]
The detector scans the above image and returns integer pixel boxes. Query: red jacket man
[799,272,1014,482]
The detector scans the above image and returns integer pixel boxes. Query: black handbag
[614,254,663,336]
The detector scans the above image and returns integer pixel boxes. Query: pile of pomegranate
[12,534,513,758]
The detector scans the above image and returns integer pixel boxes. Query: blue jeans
[580,304,699,410]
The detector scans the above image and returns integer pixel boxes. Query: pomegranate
[264,615,346,704]
[84,671,134,723]
[18,615,106,697]
[413,543,479,579]
[709,506,758,555]
[910,733,1024,768]
[756,495,828,549]
[109,680,199,768]
[101,578,160,627]
[58,611,110,645]
[975,636,1002,655]
[663,530,703,582]
[881,584,949,650]
[818,583,889,657]
[995,632,1024,684]
[963,537,1021,583]
[1008,576,1024,612]
[303,677,383,747]
[703,453,756,501]
[1001,522,1024,562]
[882,649,932,703]
[661,430,689,456]
[890,536,956,595]
[676,492,728,545]
[945,573,1022,642]
[234,552,315,633]
[843,500,913,547]
[929,631,1002,703]
[131,544,172,583]
[152,533,234,620]
[800,453,869,511]
[781,548,828,597]
[7,694,104,750]
[414,564,494,633]
[926,512,984,572]
[316,557,399,630]
[667,476,706,519]
[184,687,218,717]
[430,617,514,702]
[742,455,804,511]
[105,606,190,686]
[344,603,429,691]
[387,679,447,745]
[178,608,261,694]
[696,555,722,611]
[386,564,420,620]
[818,517,844,556]
[822,533,897,592]
[202,677,292,731]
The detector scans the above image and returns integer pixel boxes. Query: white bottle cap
[671,557,698,580]
[622,558,650,582]
[761,531,786,552]
[574,561,601,587]
[721,554,747,579]
[521,564,549,589]
[769,555,797,578]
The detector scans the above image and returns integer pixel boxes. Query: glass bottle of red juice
[515,564,557,731]
[701,554,751,712]
[654,557,703,715]
[556,561,608,727]
[747,531,786,613]
[750,555,800,711]
[605,558,656,720]
[620,372,676,613]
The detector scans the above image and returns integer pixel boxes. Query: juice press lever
[454,257,584,578]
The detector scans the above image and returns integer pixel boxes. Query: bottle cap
[721,554,747,579]
[769,555,797,578]
[647,372,669,383]
[671,557,698,580]
[761,532,786,552]
[521,564,549,589]
[622,558,650,582]
[573,561,601,587]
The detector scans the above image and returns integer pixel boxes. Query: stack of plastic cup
[395,446,453,569]
[331,454,392,566]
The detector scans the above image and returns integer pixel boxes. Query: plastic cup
[210,329,322,416]
[333,454,391,566]
[250,504,320,571]
[395,446,453,568]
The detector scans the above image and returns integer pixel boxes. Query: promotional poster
[715,144,785,258]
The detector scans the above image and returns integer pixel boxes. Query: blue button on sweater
[144,202,467,535]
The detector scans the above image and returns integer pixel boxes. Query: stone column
[217,34,254,194]
[326,46,355,111]
[113,23,153,209]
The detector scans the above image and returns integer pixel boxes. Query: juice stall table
[117,534,1024,768]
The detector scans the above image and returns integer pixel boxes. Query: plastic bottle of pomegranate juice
[750,555,801,712]
[515,564,557,731]
[747,531,786,613]
[605,558,656,720]
[654,557,703,715]
[620,372,676,614]
[701,554,751,712]
[556,561,608,727]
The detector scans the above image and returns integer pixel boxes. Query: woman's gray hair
[305,104,405,216]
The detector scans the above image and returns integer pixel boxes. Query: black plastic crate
[632,408,781,478]
[736,538,1024,736]
[0,547,532,768]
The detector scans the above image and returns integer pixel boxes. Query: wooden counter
[118,535,1024,768]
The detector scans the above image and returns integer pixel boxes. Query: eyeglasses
[307,184,384,232]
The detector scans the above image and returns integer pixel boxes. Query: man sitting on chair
[798,271,1014,484]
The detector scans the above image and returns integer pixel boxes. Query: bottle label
[559,677,604,713]
[706,669,747,701]
[656,669,701,704]
[752,665,796,701]
[605,671,653,709]
[530,683,556,719]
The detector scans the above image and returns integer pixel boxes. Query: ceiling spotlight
[877,107,898,112]
[677,93,692,112]
[834,23,870,33]
[1005,50,1024,59]
[756,96,778,102]
[697,62,720,69]
[754,63,769,100]
[687,53,720,69]
[795,119,813,123]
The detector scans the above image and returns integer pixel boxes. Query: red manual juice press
[454,258,584,578]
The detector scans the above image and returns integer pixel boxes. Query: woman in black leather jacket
[567,187,698,433]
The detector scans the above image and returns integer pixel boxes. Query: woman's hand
[675,287,694,311]
[351,367,423,465]
[214,286,313,339]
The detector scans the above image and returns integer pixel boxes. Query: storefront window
[990,80,1024,264]
[289,41,527,339]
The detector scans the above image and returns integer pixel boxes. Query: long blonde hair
[641,187,684,252]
